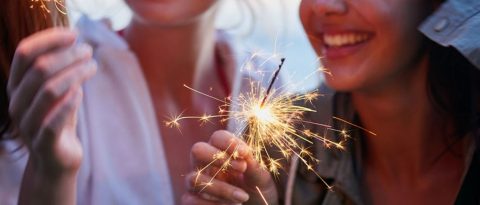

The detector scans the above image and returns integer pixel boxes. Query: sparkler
[256,186,269,205]
[166,56,374,194]
[29,0,67,15]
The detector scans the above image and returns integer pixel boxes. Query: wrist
[29,155,80,180]
[19,159,79,205]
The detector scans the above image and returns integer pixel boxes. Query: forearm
[18,158,78,205]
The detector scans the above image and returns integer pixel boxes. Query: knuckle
[211,130,230,142]
[185,172,196,188]
[191,142,208,158]
[212,130,229,138]
[80,60,98,78]
[15,41,31,60]
[33,56,52,77]
[87,59,98,72]
[40,81,61,101]
[211,130,238,149]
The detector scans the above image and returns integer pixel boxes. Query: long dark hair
[427,40,480,148]
[0,1,68,143]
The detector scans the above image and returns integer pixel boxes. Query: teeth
[323,33,369,47]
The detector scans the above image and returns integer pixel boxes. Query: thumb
[242,149,275,191]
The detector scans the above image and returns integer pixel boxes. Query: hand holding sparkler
[174,57,357,204]
[183,130,278,205]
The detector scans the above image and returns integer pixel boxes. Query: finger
[186,172,250,204]
[9,28,77,92]
[243,155,275,191]
[191,142,247,173]
[199,192,222,202]
[9,45,93,122]
[209,130,250,157]
[18,59,96,139]
[181,192,228,205]
[30,86,82,155]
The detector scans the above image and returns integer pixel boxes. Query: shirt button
[434,18,449,32]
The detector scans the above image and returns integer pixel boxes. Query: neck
[124,14,216,107]
[353,56,457,177]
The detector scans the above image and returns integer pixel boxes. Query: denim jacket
[282,87,479,205]
[420,0,480,69]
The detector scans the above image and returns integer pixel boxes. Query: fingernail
[78,44,92,57]
[232,190,249,202]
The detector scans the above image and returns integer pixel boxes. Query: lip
[310,28,375,60]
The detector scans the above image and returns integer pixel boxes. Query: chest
[364,164,465,205]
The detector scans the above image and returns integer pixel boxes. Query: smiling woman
[186,0,480,204]
[299,0,432,92]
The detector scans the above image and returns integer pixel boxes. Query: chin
[131,9,185,26]
[322,73,369,92]
[324,77,354,92]
[127,0,217,27]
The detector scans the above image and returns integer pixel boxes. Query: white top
[0,16,283,205]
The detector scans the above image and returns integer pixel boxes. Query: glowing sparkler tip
[251,105,276,123]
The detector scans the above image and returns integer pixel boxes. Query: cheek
[299,0,324,57]
[366,3,427,74]
[298,0,310,27]
[325,2,426,91]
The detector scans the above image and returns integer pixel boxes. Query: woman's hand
[8,28,97,204]
[182,130,278,205]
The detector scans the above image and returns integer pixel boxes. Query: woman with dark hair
[186,0,480,204]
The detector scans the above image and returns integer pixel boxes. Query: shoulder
[75,15,143,83]
[75,15,128,51]
[419,0,480,68]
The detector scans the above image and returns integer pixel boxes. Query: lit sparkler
[256,186,269,205]
[29,0,67,15]
[166,56,374,193]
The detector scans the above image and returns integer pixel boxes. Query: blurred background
[67,0,321,92]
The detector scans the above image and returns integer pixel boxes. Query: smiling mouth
[323,32,372,48]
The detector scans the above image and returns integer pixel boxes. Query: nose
[311,0,347,16]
